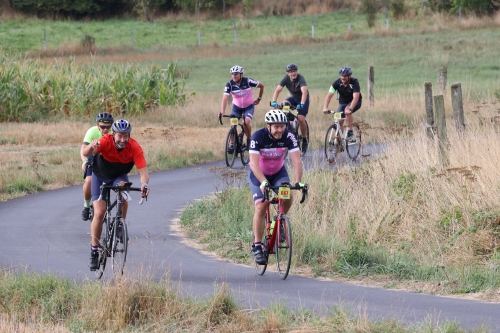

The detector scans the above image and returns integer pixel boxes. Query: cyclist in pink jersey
[219,65,264,152]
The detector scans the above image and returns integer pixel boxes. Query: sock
[91,246,98,252]
[84,200,91,208]
[302,137,308,142]
[254,242,262,251]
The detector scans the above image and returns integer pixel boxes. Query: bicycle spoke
[324,124,339,163]
[111,218,128,276]
[275,215,292,280]
[346,124,362,160]
[225,129,236,167]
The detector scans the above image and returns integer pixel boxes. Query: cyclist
[322,66,362,143]
[82,119,150,271]
[248,109,304,265]
[219,65,264,152]
[271,63,310,154]
[80,112,114,221]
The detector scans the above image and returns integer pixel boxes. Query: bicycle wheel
[94,215,110,279]
[225,129,236,167]
[346,124,362,160]
[324,124,340,163]
[255,218,269,275]
[111,218,128,276]
[239,126,250,166]
[275,215,292,280]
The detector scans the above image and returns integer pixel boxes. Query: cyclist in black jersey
[271,63,310,154]
[220,65,264,152]
[322,66,362,143]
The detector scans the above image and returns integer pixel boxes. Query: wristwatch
[257,97,262,100]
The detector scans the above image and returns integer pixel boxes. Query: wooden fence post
[424,81,434,140]
[434,95,449,168]
[368,66,374,107]
[43,29,47,51]
[438,66,447,95]
[451,82,465,135]
[311,16,315,39]
[131,28,134,49]
[198,31,201,45]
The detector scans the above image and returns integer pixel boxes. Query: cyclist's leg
[297,97,309,140]
[82,157,94,220]
[90,173,109,248]
[229,106,245,146]
[113,175,130,219]
[268,168,293,214]
[249,172,267,244]
[243,105,254,139]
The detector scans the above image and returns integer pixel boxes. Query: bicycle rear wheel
[239,126,250,166]
[111,218,128,276]
[346,124,362,160]
[225,129,236,167]
[324,124,340,163]
[275,215,292,279]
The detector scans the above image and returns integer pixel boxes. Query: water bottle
[269,216,276,235]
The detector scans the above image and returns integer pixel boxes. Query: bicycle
[218,114,250,167]
[273,103,310,156]
[255,181,308,280]
[324,110,362,163]
[93,181,147,279]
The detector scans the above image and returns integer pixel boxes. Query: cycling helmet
[339,66,353,76]
[230,65,244,74]
[111,119,132,134]
[96,112,114,123]
[265,110,287,124]
[285,63,298,72]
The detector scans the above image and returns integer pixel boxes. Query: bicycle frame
[218,114,249,167]
[324,110,362,163]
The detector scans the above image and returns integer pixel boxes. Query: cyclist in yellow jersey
[80,112,114,221]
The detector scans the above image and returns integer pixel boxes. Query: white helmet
[265,110,287,124]
[230,65,244,74]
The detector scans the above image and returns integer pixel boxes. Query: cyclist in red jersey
[82,119,150,270]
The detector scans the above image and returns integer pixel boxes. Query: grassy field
[1,11,500,332]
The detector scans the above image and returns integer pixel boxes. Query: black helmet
[111,119,132,134]
[96,112,114,123]
[339,66,352,76]
[285,63,298,72]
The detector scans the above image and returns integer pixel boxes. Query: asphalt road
[1,145,500,331]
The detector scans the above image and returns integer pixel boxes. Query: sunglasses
[99,125,112,130]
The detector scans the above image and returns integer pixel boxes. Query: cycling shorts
[285,96,309,117]
[231,104,254,120]
[249,166,290,204]
[91,173,129,202]
[338,100,362,113]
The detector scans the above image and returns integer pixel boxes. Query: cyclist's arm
[272,85,283,103]
[221,93,230,116]
[254,82,264,105]
[137,166,150,196]
[289,150,303,184]
[323,91,335,113]
[249,153,267,191]
[300,86,308,105]
[346,92,361,114]
[80,143,90,170]
[82,140,100,157]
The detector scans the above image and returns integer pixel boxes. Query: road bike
[93,182,147,279]
[255,181,308,280]
[274,103,309,156]
[324,110,362,163]
[218,114,250,167]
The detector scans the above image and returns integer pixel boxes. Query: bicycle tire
[297,120,310,157]
[239,125,250,166]
[112,218,128,276]
[275,215,292,280]
[324,124,340,163]
[255,217,269,275]
[345,124,362,160]
[94,214,110,279]
[225,128,236,167]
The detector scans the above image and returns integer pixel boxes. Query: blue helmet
[111,119,132,134]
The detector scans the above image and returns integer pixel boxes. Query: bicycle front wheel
[275,215,292,280]
[346,124,362,160]
[94,215,110,279]
[225,129,236,167]
[239,126,250,166]
[324,124,340,163]
[111,218,128,276]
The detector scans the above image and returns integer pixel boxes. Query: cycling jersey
[279,74,308,101]
[331,77,363,104]
[224,77,260,108]
[249,127,299,176]
[92,134,147,179]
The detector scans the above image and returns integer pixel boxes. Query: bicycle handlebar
[218,114,244,126]
[326,110,346,119]
[98,182,148,205]
[270,102,298,111]
[261,182,308,204]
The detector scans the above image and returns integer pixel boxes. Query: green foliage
[4,177,44,194]
[361,0,380,27]
[450,0,499,15]
[10,0,129,17]
[390,0,406,19]
[437,206,463,229]
[424,0,452,12]
[391,172,416,199]
[0,52,189,121]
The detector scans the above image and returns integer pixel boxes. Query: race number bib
[333,112,342,120]
[230,118,239,126]
[278,187,291,200]
[282,105,290,113]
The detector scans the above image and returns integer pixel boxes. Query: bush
[362,0,380,27]
[390,0,406,19]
